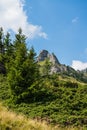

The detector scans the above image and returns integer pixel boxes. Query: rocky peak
[37,50,49,62]
[48,53,60,65]
[37,50,60,65]
[37,50,68,74]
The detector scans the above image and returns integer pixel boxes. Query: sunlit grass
[0,102,56,130]
[0,103,86,130]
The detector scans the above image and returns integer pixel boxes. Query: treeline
[0,27,45,103]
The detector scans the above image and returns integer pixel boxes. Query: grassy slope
[0,74,87,130]
[0,102,85,130]
[0,102,55,130]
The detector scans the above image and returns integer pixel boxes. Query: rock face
[37,50,68,73]
[48,53,60,65]
[37,49,82,76]
[37,50,49,62]
[50,64,67,74]
[37,50,60,64]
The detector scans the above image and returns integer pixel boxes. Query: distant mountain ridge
[37,50,87,83]
[37,50,74,73]
[37,50,60,64]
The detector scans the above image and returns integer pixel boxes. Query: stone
[37,50,75,74]
[37,50,60,65]
[48,53,60,65]
[37,50,49,62]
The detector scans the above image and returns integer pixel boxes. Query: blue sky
[25,0,87,69]
[0,0,87,70]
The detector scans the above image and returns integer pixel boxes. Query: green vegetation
[38,58,52,77]
[0,74,87,129]
[0,27,87,129]
[1,102,85,130]
[0,102,57,130]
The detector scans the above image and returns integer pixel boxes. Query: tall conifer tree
[7,28,39,103]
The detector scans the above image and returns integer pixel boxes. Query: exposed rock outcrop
[37,50,67,74]
[48,53,60,65]
[37,50,60,65]
[37,49,87,83]
[37,50,49,62]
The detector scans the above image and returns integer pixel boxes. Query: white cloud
[71,60,87,71]
[0,0,47,39]
[72,17,79,23]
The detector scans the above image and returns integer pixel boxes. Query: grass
[0,102,54,130]
[0,102,86,130]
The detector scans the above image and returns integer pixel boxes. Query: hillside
[0,102,85,130]
[0,102,56,130]
[0,29,87,129]
[0,74,87,129]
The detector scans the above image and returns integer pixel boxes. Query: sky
[0,0,87,70]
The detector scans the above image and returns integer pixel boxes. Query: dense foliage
[0,28,87,128]
[0,28,40,103]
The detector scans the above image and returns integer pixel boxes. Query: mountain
[1,49,87,83]
[37,50,60,64]
[0,50,87,128]
[37,50,75,73]
[37,50,87,83]
[37,50,67,73]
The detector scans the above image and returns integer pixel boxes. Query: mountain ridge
[37,50,87,83]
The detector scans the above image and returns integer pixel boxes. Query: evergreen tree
[0,27,6,74]
[0,27,4,54]
[4,32,12,54]
[14,28,26,48]
[7,29,39,103]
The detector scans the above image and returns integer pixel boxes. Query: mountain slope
[1,102,86,130]
[37,50,87,83]
[0,74,87,128]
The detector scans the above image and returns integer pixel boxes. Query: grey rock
[37,50,67,74]
[37,50,60,65]
[37,50,49,62]
[48,53,60,65]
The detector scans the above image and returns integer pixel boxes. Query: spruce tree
[0,27,4,54]
[4,32,12,54]
[7,29,39,103]
[0,27,6,74]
